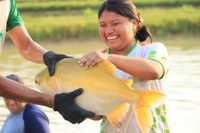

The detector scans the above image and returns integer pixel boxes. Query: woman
[79,0,170,132]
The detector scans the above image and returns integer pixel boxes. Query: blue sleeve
[23,104,51,133]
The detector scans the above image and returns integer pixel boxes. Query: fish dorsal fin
[99,60,117,74]
[123,79,133,87]
[106,103,130,130]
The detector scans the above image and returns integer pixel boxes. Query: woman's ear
[132,19,138,32]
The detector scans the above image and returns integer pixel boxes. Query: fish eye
[35,80,38,84]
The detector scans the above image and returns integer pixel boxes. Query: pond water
[0,38,200,133]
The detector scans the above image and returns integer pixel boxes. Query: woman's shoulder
[138,42,167,52]
[140,41,165,47]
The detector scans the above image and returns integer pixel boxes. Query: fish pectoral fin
[106,103,130,130]
[133,105,152,133]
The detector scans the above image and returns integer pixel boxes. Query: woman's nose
[105,26,114,34]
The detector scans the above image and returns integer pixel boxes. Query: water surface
[0,38,200,133]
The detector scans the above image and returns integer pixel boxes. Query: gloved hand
[54,88,95,124]
[43,51,72,76]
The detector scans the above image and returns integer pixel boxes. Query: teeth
[107,36,117,40]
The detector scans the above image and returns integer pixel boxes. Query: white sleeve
[144,42,170,78]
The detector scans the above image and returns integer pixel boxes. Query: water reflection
[0,39,200,133]
[164,43,200,133]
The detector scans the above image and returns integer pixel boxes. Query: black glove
[43,51,72,76]
[54,88,95,124]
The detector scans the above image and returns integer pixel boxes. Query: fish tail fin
[134,105,152,133]
[132,90,166,133]
[129,90,165,133]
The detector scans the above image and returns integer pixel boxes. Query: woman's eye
[112,22,119,26]
[100,24,106,28]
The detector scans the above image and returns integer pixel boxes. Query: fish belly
[75,90,127,115]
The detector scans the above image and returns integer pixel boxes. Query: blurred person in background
[1,74,50,133]
[0,0,94,124]
[79,0,170,132]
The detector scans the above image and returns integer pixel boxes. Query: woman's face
[4,98,26,114]
[98,10,136,54]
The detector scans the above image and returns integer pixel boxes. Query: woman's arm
[79,51,163,80]
[107,54,163,80]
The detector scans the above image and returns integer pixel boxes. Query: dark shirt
[23,104,50,133]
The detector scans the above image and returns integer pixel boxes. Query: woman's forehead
[99,10,127,22]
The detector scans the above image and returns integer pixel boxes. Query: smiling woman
[98,2,152,54]
[78,0,170,133]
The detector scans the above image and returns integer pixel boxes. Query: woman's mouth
[107,35,118,40]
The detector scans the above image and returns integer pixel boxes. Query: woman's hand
[78,51,108,69]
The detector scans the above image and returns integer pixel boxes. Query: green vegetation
[9,0,200,41]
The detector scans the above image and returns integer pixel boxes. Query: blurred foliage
[9,0,200,41]
[17,0,200,13]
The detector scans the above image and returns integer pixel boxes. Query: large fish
[35,58,165,133]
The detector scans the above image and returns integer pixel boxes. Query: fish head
[35,67,58,95]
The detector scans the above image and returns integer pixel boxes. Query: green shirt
[6,0,24,31]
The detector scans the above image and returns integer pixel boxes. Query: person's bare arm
[0,76,53,108]
[7,26,47,63]
[107,54,163,80]
[0,76,95,123]
[79,51,163,80]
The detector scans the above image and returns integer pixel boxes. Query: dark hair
[6,74,24,84]
[98,0,152,42]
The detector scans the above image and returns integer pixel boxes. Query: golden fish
[35,58,165,133]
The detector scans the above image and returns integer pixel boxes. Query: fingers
[79,109,95,118]
[43,51,73,76]
[81,57,101,69]
[43,51,56,76]
[78,52,103,69]
[70,88,83,98]
[77,110,95,124]
[79,111,95,123]
[47,62,56,76]
[62,103,95,124]
[55,89,95,124]
[73,107,95,124]
[85,111,95,118]
[56,54,72,61]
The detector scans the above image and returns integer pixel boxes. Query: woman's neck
[109,40,138,55]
